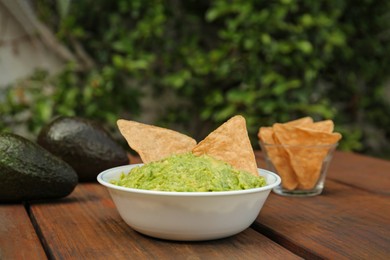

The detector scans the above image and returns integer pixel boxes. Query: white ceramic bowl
[97,164,281,241]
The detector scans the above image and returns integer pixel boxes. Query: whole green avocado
[37,116,129,181]
[0,133,78,202]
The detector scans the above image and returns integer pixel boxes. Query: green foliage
[1,0,390,158]
[0,65,141,137]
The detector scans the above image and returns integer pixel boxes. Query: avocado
[37,116,129,181]
[0,133,78,202]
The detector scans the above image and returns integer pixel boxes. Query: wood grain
[0,204,47,259]
[3,151,388,259]
[30,183,300,259]
[327,151,390,195]
[128,153,143,164]
[253,180,390,259]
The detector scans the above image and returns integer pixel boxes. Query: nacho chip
[304,120,334,133]
[284,116,313,126]
[192,115,258,176]
[258,127,298,190]
[273,123,341,146]
[257,117,313,143]
[257,126,274,144]
[117,119,196,163]
[258,117,341,191]
[273,124,341,189]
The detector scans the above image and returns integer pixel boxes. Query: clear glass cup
[259,141,338,197]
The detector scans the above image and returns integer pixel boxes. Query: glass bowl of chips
[97,164,281,241]
[259,141,338,196]
[258,117,342,197]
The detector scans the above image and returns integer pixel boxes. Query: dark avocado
[37,116,129,181]
[0,133,78,202]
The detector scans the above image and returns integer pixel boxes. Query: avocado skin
[37,116,129,181]
[0,133,78,202]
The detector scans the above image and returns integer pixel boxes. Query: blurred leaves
[1,0,390,158]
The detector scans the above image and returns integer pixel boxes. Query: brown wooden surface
[0,204,47,259]
[327,151,390,195]
[254,181,390,259]
[253,151,390,259]
[1,151,389,259]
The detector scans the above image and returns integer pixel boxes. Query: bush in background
[1,0,389,158]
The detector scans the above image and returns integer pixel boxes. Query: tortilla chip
[257,117,313,143]
[284,116,313,126]
[257,126,273,144]
[273,123,341,146]
[304,120,334,133]
[258,127,298,190]
[192,115,258,176]
[273,124,341,189]
[117,119,197,163]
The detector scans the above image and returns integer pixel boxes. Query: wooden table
[1,151,389,259]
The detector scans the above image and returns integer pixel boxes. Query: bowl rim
[97,164,281,197]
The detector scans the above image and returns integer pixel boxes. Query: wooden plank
[30,183,300,259]
[253,180,390,259]
[327,151,390,195]
[0,204,47,259]
[128,153,143,164]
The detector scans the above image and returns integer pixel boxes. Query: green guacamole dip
[111,153,266,192]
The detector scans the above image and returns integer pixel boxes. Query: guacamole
[111,153,266,192]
